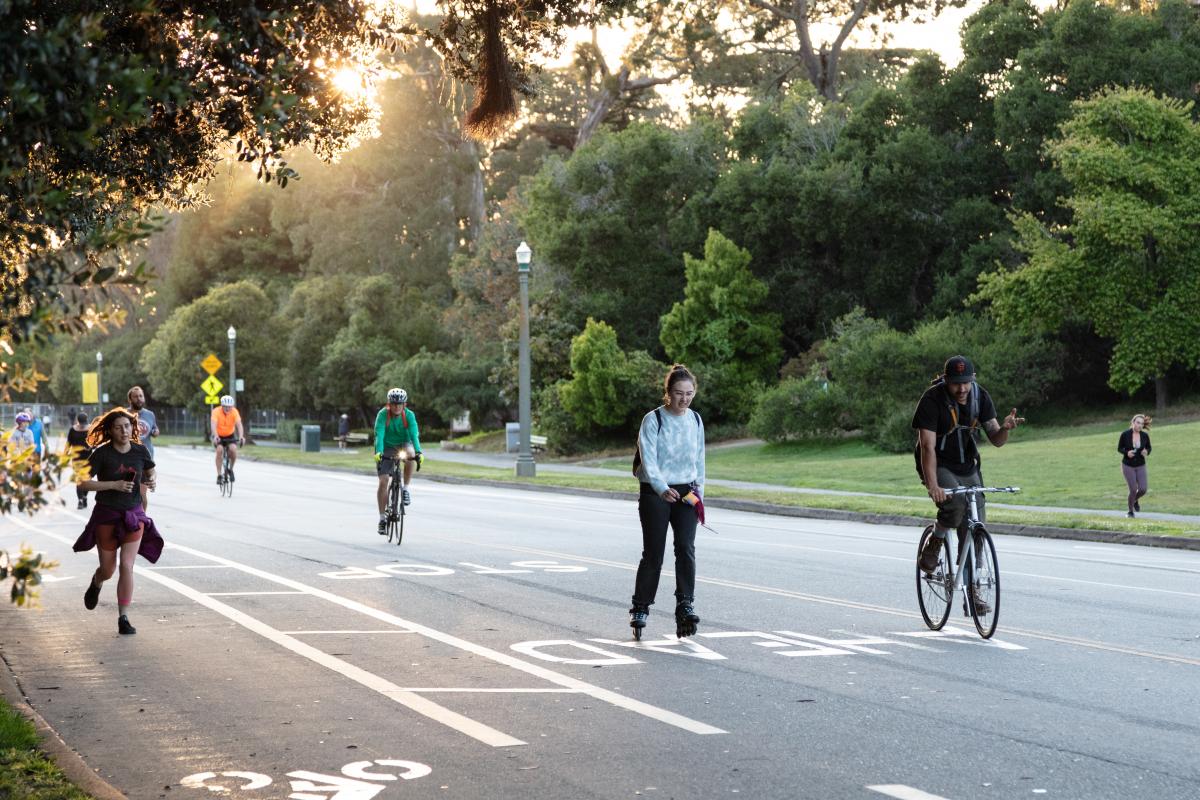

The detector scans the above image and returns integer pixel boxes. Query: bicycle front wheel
[395,500,405,547]
[916,525,952,630]
[387,477,400,544]
[966,525,1000,638]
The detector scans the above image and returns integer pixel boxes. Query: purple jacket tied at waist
[72,504,165,563]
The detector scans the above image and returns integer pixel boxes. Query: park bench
[336,432,371,447]
[530,434,547,452]
[248,426,277,439]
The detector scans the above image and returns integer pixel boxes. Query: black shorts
[214,436,238,448]
[376,445,415,476]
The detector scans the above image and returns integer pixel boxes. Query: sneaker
[1134,501,1141,512]
[918,536,943,573]
[1127,511,1135,518]
[228,468,234,483]
[970,593,991,616]
[217,476,224,486]
[77,498,87,510]
[118,615,136,635]
[401,487,411,506]
[378,516,387,535]
[83,581,100,611]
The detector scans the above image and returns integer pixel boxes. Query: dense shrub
[558,318,665,432]
[869,409,919,454]
[822,308,1063,439]
[372,350,505,429]
[748,374,849,442]
[276,419,321,444]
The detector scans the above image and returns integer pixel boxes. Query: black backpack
[632,408,700,476]
[913,378,980,482]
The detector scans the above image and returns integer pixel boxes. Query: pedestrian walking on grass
[72,407,164,635]
[629,364,706,640]
[1117,414,1152,518]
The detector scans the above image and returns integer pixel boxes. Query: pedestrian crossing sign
[205,395,220,405]
[201,374,223,396]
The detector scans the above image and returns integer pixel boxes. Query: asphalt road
[1,447,1198,800]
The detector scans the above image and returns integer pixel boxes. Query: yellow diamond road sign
[205,395,221,405]
[201,375,224,396]
[201,353,223,375]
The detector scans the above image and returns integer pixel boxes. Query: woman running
[72,407,165,635]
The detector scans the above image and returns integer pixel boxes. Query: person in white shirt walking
[629,364,706,639]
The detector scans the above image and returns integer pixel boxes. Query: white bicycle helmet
[220,395,235,407]
[386,387,408,404]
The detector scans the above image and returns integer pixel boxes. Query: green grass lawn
[699,420,1198,516]
[0,699,92,800]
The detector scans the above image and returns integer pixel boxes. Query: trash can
[300,425,321,453]
[505,421,520,453]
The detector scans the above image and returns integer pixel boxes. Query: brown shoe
[919,537,943,573]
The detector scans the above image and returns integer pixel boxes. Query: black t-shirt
[87,442,155,510]
[911,383,997,476]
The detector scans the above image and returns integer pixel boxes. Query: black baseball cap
[943,355,975,384]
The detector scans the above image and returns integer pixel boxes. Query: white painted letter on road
[510,640,641,665]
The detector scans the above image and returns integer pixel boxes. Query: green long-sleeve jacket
[373,407,421,455]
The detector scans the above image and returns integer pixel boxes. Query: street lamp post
[95,351,103,417]
[227,326,237,406]
[515,241,536,478]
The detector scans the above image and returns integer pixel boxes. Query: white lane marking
[146,564,231,570]
[889,629,1026,650]
[206,591,307,596]
[449,540,1200,668]
[393,688,577,693]
[12,514,725,738]
[868,785,953,800]
[284,630,418,635]
[141,566,526,747]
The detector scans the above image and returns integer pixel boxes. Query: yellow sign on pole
[201,375,224,396]
[81,372,98,403]
[201,353,223,375]
[205,395,221,405]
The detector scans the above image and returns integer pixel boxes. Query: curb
[0,651,127,800]
[242,453,1200,552]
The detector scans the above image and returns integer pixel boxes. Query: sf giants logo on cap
[953,361,967,375]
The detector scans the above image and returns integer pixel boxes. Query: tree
[558,318,664,431]
[371,350,505,430]
[709,0,967,101]
[521,121,723,355]
[140,282,284,413]
[975,87,1200,410]
[1,0,624,348]
[660,230,782,418]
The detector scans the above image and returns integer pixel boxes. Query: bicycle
[218,446,234,498]
[916,486,1019,639]
[382,451,412,546]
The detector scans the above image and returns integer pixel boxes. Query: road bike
[916,486,1019,639]
[382,451,411,546]
[217,441,237,497]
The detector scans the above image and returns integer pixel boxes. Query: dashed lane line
[444,540,1200,668]
[12,514,727,745]
[868,786,953,800]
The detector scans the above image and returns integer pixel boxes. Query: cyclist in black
[913,356,1024,575]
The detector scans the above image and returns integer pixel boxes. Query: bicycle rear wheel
[916,525,953,631]
[966,525,1000,638]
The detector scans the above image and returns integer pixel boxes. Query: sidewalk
[431,446,1200,525]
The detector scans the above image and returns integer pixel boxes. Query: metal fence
[0,403,297,440]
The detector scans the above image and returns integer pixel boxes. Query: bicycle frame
[940,486,1017,606]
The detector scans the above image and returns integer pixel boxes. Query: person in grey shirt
[127,386,158,459]
[630,364,706,640]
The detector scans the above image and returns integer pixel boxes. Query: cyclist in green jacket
[374,387,423,534]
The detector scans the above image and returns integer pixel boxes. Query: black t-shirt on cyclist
[911,383,997,476]
[87,442,154,510]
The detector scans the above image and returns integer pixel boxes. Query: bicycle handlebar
[940,486,1020,495]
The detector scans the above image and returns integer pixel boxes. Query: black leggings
[632,483,698,608]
